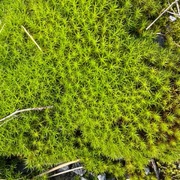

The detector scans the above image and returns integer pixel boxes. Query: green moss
[0,0,179,179]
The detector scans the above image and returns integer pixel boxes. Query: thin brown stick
[49,167,83,178]
[36,159,80,177]
[21,25,42,52]
[0,106,53,122]
[146,1,178,30]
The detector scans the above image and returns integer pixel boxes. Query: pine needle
[21,25,42,52]
[49,166,83,178]
[36,160,80,177]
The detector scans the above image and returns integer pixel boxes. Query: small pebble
[169,15,177,22]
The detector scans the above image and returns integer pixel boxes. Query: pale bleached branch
[151,159,160,180]
[0,116,18,127]
[49,166,83,178]
[176,0,180,14]
[21,25,42,52]
[168,0,176,13]
[174,41,180,47]
[36,159,80,177]
[167,10,180,16]
[0,106,53,123]
[172,174,180,178]
[146,0,178,30]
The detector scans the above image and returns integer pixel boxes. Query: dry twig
[146,0,179,30]
[168,0,177,13]
[0,106,53,123]
[21,25,42,51]
[0,116,18,127]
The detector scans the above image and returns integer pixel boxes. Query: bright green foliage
[0,0,179,178]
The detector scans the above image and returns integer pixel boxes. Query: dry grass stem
[0,106,53,123]
[49,167,83,178]
[36,159,80,177]
[21,25,42,51]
